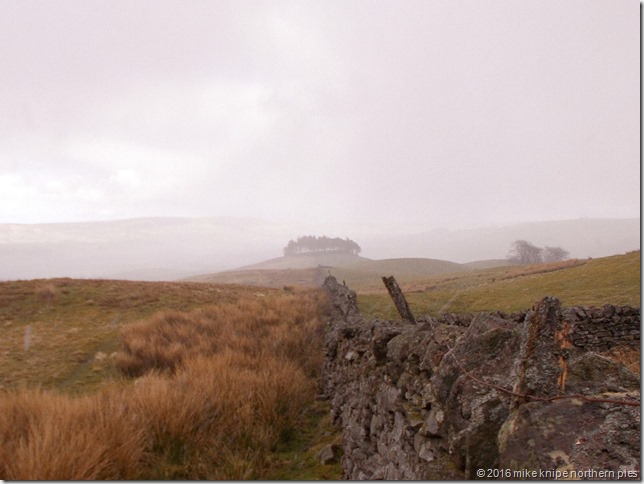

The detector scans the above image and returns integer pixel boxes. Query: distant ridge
[183,253,373,287]
[0,216,637,281]
[462,259,513,270]
[184,256,506,288]
[235,252,371,271]
[0,216,285,281]
[361,217,640,262]
[339,257,465,276]
[327,257,475,290]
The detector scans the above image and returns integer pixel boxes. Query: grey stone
[318,444,339,465]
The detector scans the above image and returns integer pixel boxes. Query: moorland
[0,249,639,479]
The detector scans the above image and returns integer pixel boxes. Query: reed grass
[602,346,640,374]
[0,388,147,479]
[0,288,331,480]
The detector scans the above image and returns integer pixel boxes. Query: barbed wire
[423,310,640,408]
[445,345,640,408]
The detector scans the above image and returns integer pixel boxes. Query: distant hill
[327,257,471,291]
[185,256,512,289]
[184,253,370,287]
[237,252,370,270]
[0,217,288,281]
[361,218,640,262]
[340,257,465,275]
[462,259,514,270]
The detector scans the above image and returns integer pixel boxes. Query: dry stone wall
[563,305,640,352]
[321,276,640,480]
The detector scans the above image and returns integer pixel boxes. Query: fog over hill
[0,217,286,281]
[0,217,638,281]
[359,218,641,263]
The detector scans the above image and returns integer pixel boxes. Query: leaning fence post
[382,275,416,323]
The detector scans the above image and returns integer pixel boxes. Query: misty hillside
[184,255,479,288]
[325,257,488,291]
[236,252,370,270]
[0,217,638,281]
[361,218,640,262]
[185,253,371,287]
[340,257,465,276]
[0,217,287,281]
[185,257,511,288]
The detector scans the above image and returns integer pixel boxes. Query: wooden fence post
[381,275,416,323]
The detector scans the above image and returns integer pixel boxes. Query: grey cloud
[0,0,638,228]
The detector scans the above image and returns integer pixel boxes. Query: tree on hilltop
[507,240,543,264]
[542,246,570,263]
[506,240,569,264]
[283,235,361,256]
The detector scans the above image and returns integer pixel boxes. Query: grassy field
[0,279,283,393]
[356,251,640,319]
[330,257,469,289]
[0,280,342,480]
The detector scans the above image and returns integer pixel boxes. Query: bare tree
[507,240,544,264]
[542,246,570,263]
[507,240,570,264]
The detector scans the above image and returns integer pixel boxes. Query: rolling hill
[236,252,371,270]
[328,258,471,289]
[185,252,370,287]
[357,251,641,319]
[185,255,511,288]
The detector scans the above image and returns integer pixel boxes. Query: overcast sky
[0,0,639,231]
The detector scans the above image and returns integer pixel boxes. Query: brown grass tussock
[0,288,330,480]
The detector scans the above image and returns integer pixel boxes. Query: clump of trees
[283,235,361,256]
[507,240,570,264]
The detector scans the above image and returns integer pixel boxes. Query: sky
[0,0,639,231]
